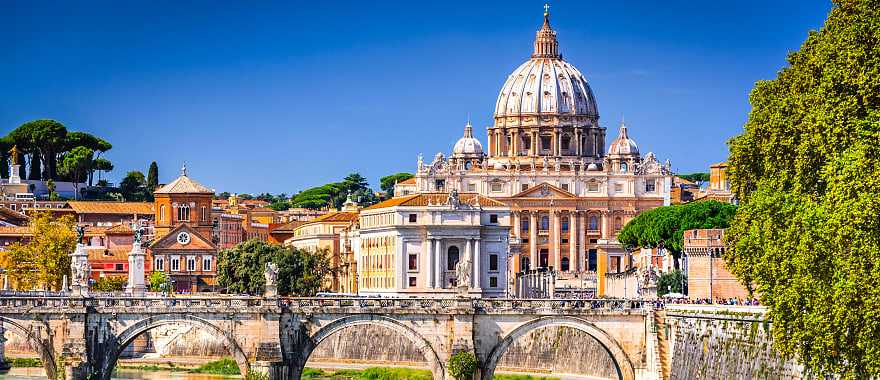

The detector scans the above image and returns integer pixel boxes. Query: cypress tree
[147,161,159,192]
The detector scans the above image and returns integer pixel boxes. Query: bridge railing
[0,295,267,311]
[281,297,646,312]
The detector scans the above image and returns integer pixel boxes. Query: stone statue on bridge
[455,257,471,292]
[264,262,279,297]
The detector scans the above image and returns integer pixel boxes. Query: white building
[352,191,510,298]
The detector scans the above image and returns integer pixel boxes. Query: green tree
[30,120,68,179]
[380,172,414,198]
[617,200,737,259]
[0,136,12,179]
[148,271,169,292]
[93,276,127,292]
[60,146,94,200]
[677,172,709,183]
[657,270,687,297]
[724,2,880,378]
[0,212,75,290]
[147,161,159,192]
[447,351,477,380]
[46,179,59,201]
[217,240,332,296]
[93,158,114,183]
[119,171,147,201]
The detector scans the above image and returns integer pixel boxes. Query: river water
[1,369,238,379]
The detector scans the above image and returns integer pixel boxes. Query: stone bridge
[0,296,660,380]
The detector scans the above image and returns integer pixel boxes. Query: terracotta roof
[398,177,416,185]
[87,248,130,261]
[154,174,213,194]
[310,211,359,223]
[364,193,505,210]
[250,207,275,213]
[104,224,133,235]
[67,201,154,215]
[271,220,306,233]
[241,200,270,206]
[0,226,32,236]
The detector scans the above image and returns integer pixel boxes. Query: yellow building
[284,197,359,292]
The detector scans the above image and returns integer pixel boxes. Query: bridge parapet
[282,297,648,315]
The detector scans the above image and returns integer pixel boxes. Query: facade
[682,228,750,300]
[149,166,218,293]
[284,197,360,292]
[353,192,510,298]
[694,162,734,203]
[397,9,672,296]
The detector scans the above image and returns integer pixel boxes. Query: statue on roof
[75,225,85,244]
[264,262,279,288]
[8,145,19,166]
[131,221,144,244]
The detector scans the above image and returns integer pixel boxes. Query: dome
[608,122,639,156]
[494,11,598,118]
[452,122,484,156]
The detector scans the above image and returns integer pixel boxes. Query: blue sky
[0,1,833,194]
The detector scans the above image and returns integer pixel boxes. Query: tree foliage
[657,270,687,297]
[617,200,737,254]
[4,121,112,182]
[148,271,168,292]
[380,172,414,197]
[290,172,378,210]
[147,161,159,192]
[724,2,880,377]
[119,171,148,201]
[216,239,333,296]
[677,172,709,183]
[61,146,94,199]
[0,212,75,291]
[447,351,477,380]
[93,276,127,292]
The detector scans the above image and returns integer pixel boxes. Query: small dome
[587,163,599,171]
[608,122,639,156]
[452,122,484,156]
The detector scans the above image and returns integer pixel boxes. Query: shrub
[448,351,478,380]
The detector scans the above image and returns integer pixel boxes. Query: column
[465,238,472,287]
[513,212,522,242]
[578,212,587,272]
[529,212,538,269]
[569,211,577,273]
[552,211,561,270]
[472,238,481,289]
[426,239,434,288]
[601,211,610,239]
[434,239,443,288]
[396,239,405,289]
[551,131,558,156]
[532,131,538,156]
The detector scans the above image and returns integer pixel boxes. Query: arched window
[620,162,628,173]
[561,217,569,232]
[588,215,599,231]
[447,246,460,270]
[178,204,190,221]
[160,205,166,222]
[614,217,623,231]
[561,257,570,272]
[540,216,550,230]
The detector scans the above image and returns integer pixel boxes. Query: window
[588,249,597,271]
[178,204,190,221]
[202,257,212,271]
[490,182,503,192]
[521,219,530,232]
[408,253,418,271]
[522,135,531,151]
[561,135,570,150]
[409,277,417,287]
[561,183,569,191]
[171,257,180,272]
[155,257,165,271]
[561,257,570,271]
[408,214,417,223]
[587,182,599,192]
[160,205,166,222]
[588,215,599,231]
[645,179,656,193]
[187,257,196,272]
[615,183,624,193]
[489,254,499,271]
[489,277,498,288]
[561,217,569,232]
[541,136,551,151]
[201,206,207,221]
[521,257,531,271]
[614,217,623,231]
[540,216,549,230]
[447,246,460,270]
[490,214,499,224]
[620,162,628,172]
[521,184,529,192]
[435,179,445,191]
[115,263,124,271]
[467,183,476,192]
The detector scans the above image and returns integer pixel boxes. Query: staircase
[654,311,671,380]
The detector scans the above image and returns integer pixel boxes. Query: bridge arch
[101,314,250,380]
[0,316,56,379]
[483,316,636,380]
[303,314,445,380]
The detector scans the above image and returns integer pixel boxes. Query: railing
[0,294,648,313]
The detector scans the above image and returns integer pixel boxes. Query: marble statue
[447,189,461,208]
[455,257,471,289]
[73,261,90,286]
[264,262,279,287]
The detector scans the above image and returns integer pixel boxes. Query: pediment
[512,183,577,199]
[150,224,216,251]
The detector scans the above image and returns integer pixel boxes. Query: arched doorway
[483,316,635,380]
[101,314,250,380]
[300,315,444,380]
[0,317,56,379]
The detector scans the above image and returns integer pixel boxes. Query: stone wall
[605,269,639,299]
[666,306,804,380]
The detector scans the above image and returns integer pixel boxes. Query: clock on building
[176,231,191,245]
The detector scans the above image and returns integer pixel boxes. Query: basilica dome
[494,12,598,119]
[452,122,484,156]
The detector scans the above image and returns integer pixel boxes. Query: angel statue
[264,262,279,287]
[455,257,471,289]
[75,225,85,244]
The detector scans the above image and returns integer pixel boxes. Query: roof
[271,220,306,233]
[398,177,416,185]
[364,193,505,211]
[104,224,133,235]
[310,211,359,224]
[154,174,213,194]
[0,226,32,236]
[67,201,154,215]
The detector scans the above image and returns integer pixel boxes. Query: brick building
[682,228,750,300]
